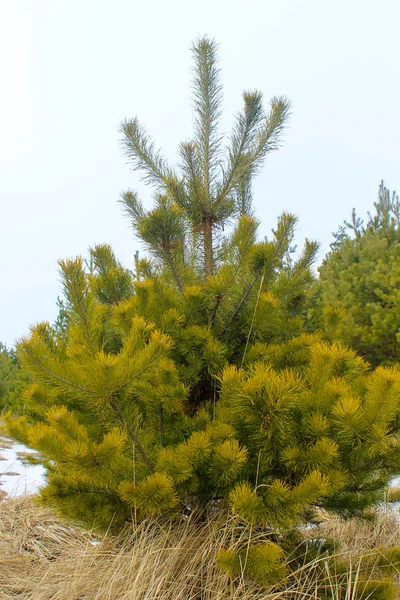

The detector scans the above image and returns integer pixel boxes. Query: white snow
[0,437,45,497]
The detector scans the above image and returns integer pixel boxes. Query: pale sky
[1,0,399,347]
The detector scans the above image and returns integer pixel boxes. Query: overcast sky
[1,0,399,347]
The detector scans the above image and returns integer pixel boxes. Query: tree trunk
[203,218,213,277]
[166,248,184,292]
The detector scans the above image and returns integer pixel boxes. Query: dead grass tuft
[309,505,400,552]
[0,496,399,599]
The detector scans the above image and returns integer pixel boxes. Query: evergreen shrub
[6,38,400,595]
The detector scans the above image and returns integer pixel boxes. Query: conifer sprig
[191,36,223,197]
[120,118,174,189]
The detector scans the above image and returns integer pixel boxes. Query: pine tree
[313,181,400,366]
[5,41,400,595]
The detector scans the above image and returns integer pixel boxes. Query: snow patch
[0,437,45,497]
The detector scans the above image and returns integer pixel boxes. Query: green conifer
[313,181,400,366]
[6,40,400,595]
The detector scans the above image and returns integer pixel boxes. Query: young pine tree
[314,181,400,366]
[6,40,400,595]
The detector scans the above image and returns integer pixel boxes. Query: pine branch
[179,142,203,213]
[18,336,94,397]
[217,91,265,206]
[293,239,320,271]
[109,398,154,470]
[164,247,184,292]
[191,36,223,197]
[218,97,290,217]
[247,96,291,177]
[272,212,298,260]
[90,245,119,277]
[234,170,254,216]
[135,196,186,292]
[62,486,119,498]
[59,259,99,352]
[120,118,173,190]
[222,272,259,336]
[119,189,145,226]
[210,216,259,327]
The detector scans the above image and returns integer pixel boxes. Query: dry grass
[0,496,399,599]
[0,436,12,461]
[0,438,13,450]
[310,505,400,553]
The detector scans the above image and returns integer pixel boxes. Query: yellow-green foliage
[355,579,398,600]
[216,541,287,587]
[5,249,400,589]
[3,237,400,597]
[119,472,179,516]
[220,342,400,524]
[6,42,400,593]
